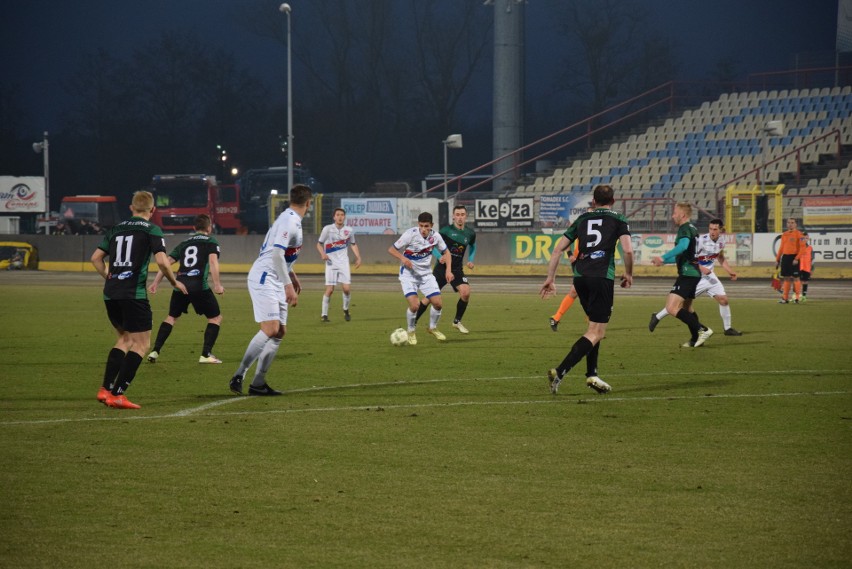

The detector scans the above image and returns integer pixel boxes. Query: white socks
[252,337,282,387]
[429,306,442,329]
[235,330,270,377]
[719,304,732,330]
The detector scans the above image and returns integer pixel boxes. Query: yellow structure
[725,184,785,234]
[268,192,324,233]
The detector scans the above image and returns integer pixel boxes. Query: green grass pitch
[1,277,850,568]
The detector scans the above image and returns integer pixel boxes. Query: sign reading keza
[474,197,534,228]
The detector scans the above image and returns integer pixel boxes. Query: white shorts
[247,267,289,324]
[324,260,351,286]
[696,273,727,299]
[398,268,440,298]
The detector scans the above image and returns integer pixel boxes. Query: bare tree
[411,0,492,133]
[548,0,676,114]
[237,0,491,191]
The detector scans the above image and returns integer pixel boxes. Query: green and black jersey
[674,222,701,277]
[98,216,167,300]
[563,208,630,280]
[439,224,476,273]
[169,233,221,293]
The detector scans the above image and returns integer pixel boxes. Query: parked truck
[149,174,243,233]
[149,168,323,234]
[236,166,323,233]
[59,195,120,233]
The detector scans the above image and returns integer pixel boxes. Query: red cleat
[97,387,110,404]
[105,394,141,409]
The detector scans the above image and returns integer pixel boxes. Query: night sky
[2,0,839,137]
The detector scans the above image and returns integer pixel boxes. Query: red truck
[150,175,243,233]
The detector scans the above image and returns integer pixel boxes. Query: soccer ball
[390,328,409,346]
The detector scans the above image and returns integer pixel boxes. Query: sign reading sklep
[0,177,45,212]
[475,197,534,228]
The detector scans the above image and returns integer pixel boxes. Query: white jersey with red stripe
[318,223,356,267]
[392,226,447,277]
[252,207,303,279]
[695,233,724,275]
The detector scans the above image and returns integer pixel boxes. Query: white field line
[0,369,848,427]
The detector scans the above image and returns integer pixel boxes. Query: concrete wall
[14,233,512,274]
[10,233,851,278]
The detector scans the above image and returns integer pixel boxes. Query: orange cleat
[97,387,110,404]
[105,394,141,409]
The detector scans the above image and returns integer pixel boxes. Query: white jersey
[694,233,727,298]
[252,208,303,279]
[318,223,356,267]
[392,227,447,277]
[695,233,724,275]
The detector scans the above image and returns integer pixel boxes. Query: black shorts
[779,254,800,278]
[168,289,221,319]
[105,299,153,333]
[434,266,469,292]
[799,271,811,282]
[573,277,614,324]
[670,275,701,300]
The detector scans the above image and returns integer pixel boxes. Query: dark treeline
[1,0,685,210]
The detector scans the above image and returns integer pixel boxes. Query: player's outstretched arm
[209,253,224,294]
[351,244,362,269]
[91,248,109,280]
[155,251,186,295]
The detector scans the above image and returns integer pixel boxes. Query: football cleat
[724,328,742,336]
[427,328,447,341]
[547,368,563,394]
[586,375,611,394]
[97,387,110,404]
[648,313,660,332]
[549,317,559,332]
[694,328,714,347]
[681,340,696,348]
[452,321,469,334]
[407,332,417,346]
[248,383,282,396]
[321,315,330,322]
[229,374,244,395]
[147,350,159,363]
[778,299,789,304]
[105,394,141,409]
[344,310,351,322]
[199,354,222,364]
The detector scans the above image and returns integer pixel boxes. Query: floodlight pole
[280,3,294,191]
[442,134,463,202]
[33,131,49,227]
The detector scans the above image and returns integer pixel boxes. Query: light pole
[32,131,49,230]
[761,120,784,195]
[442,134,463,202]
[280,3,294,191]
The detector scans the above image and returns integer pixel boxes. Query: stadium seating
[516,86,852,225]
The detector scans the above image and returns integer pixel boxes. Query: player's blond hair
[131,191,154,213]
[675,202,692,217]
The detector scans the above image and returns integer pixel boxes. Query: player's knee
[209,315,223,325]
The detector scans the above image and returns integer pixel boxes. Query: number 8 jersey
[562,208,631,280]
[169,233,221,293]
[97,216,168,300]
